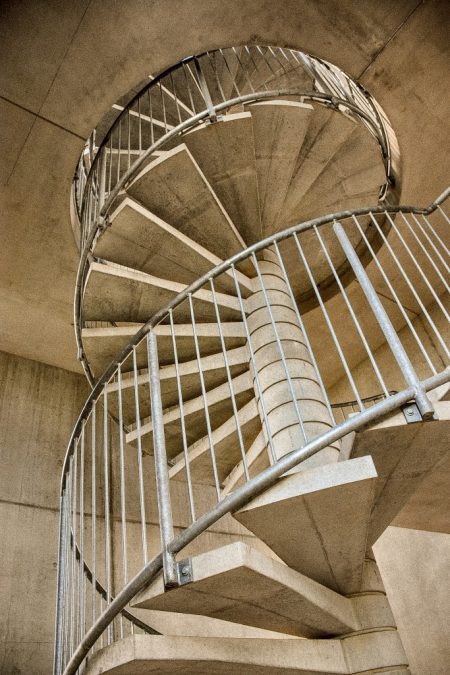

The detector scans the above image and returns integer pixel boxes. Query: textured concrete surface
[348,401,450,543]
[375,526,450,675]
[0,350,88,675]
[235,457,377,593]
[133,541,359,637]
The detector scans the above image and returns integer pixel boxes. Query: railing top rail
[79,45,387,191]
[75,43,398,228]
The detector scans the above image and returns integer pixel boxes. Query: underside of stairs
[61,45,450,675]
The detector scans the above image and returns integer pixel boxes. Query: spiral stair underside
[60,50,450,675]
[78,101,390,489]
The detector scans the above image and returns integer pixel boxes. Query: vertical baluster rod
[334,221,435,419]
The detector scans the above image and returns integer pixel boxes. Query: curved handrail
[56,192,449,675]
[69,193,449,479]
[74,192,440,386]
[74,87,398,384]
[75,45,397,222]
[72,45,402,382]
[60,371,449,675]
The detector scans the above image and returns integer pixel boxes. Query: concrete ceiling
[0,0,448,375]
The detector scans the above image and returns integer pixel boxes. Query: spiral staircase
[54,46,449,675]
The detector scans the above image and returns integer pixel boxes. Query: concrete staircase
[81,103,386,488]
[82,401,449,674]
[75,95,448,675]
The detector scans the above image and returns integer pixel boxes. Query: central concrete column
[246,249,340,470]
[343,554,410,674]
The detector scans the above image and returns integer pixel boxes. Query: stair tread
[248,100,313,236]
[127,144,246,260]
[279,106,358,226]
[83,260,242,323]
[94,197,252,295]
[127,370,253,442]
[82,323,247,378]
[126,376,255,461]
[347,400,450,544]
[182,112,262,244]
[133,541,359,638]
[293,125,385,221]
[168,398,261,483]
[221,430,269,496]
[84,634,348,675]
[234,457,377,594]
[106,346,249,423]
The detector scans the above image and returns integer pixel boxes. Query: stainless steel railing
[72,45,401,382]
[55,191,449,675]
[75,45,399,240]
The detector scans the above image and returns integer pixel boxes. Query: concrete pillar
[246,249,340,470]
[343,554,411,674]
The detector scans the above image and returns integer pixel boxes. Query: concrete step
[234,457,377,594]
[84,632,408,675]
[82,322,247,378]
[83,260,242,324]
[133,541,360,638]
[106,345,250,424]
[248,100,313,236]
[126,371,257,462]
[127,144,245,260]
[293,124,385,222]
[279,105,358,227]
[221,430,269,496]
[168,398,261,484]
[182,112,262,244]
[345,400,450,545]
[94,197,252,296]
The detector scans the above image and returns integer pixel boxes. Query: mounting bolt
[177,558,193,584]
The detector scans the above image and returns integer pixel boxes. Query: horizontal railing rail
[55,191,449,675]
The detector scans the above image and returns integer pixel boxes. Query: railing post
[193,57,217,122]
[147,331,179,587]
[53,490,68,675]
[98,147,107,214]
[333,221,435,420]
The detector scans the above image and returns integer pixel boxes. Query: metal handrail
[69,191,450,478]
[55,193,449,674]
[75,45,396,220]
[75,192,443,386]
[59,372,450,675]
[72,45,402,383]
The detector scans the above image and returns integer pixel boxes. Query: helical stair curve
[55,46,449,675]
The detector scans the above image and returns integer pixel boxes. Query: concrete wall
[375,526,450,675]
[0,351,88,675]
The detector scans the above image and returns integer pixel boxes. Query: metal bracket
[177,558,193,586]
[204,114,224,125]
[402,402,423,423]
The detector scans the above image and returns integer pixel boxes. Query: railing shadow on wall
[55,188,450,675]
